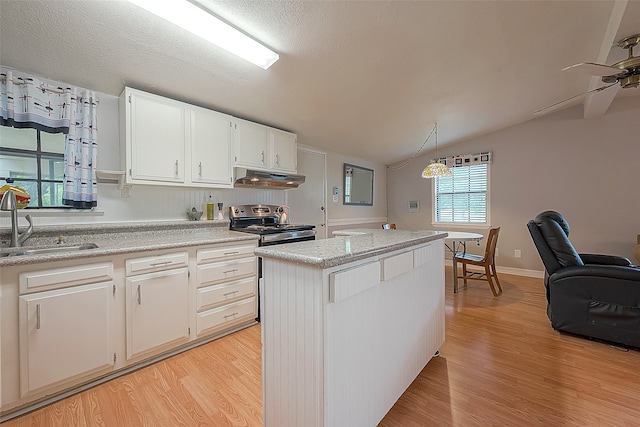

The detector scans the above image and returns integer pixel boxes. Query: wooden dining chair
[454,227,502,296]
[382,223,397,230]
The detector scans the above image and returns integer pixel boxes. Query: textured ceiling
[1,0,639,164]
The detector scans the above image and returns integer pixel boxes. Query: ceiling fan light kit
[535,33,640,115]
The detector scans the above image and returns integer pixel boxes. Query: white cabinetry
[195,242,257,337]
[125,88,186,183]
[269,128,297,173]
[125,252,190,360]
[17,263,114,398]
[121,87,233,188]
[233,119,298,173]
[233,118,269,169]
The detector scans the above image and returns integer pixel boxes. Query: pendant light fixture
[421,122,452,179]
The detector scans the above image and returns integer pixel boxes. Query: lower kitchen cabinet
[195,242,258,338]
[1,241,258,419]
[17,264,115,398]
[125,253,190,360]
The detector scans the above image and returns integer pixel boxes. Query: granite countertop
[255,229,447,269]
[0,220,258,267]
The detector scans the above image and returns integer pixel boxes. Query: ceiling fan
[535,33,640,115]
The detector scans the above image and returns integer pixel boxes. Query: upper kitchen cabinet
[270,128,297,173]
[233,119,298,174]
[233,118,269,170]
[120,88,233,189]
[190,106,233,187]
[122,88,186,184]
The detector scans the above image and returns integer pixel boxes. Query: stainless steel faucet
[1,190,34,247]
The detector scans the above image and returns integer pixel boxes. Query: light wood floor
[4,268,640,426]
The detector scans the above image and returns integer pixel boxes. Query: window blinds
[435,163,488,223]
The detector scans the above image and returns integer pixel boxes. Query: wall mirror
[343,163,374,206]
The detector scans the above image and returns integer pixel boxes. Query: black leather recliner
[527,210,640,348]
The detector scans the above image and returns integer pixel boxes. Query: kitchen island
[256,229,447,427]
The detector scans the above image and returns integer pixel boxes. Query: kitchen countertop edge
[255,230,447,269]
[0,221,258,267]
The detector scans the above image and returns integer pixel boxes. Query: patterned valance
[431,152,492,167]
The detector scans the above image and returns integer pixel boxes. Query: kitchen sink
[0,243,99,258]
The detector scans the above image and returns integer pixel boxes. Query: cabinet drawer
[20,263,114,294]
[381,251,414,281]
[196,297,256,336]
[126,252,188,275]
[197,244,256,264]
[196,258,256,286]
[330,261,380,303]
[196,277,256,312]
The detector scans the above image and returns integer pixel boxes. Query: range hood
[234,168,305,189]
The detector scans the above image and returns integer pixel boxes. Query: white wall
[324,149,387,235]
[388,96,640,272]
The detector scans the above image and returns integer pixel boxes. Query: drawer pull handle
[150,261,172,267]
[223,312,239,320]
[223,269,238,274]
[36,304,41,330]
[224,251,239,256]
[137,285,141,305]
[223,290,239,297]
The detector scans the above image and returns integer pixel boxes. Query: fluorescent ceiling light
[128,0,279,69]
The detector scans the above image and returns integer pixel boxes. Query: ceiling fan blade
[534,83,618,115]
[562,62,626,77]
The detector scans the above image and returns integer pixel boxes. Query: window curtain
[62,89,98,208]
[1,68,98,208]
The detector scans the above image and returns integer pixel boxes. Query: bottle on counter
[206,195,214,220]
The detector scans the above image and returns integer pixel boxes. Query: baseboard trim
[444,259,544,278]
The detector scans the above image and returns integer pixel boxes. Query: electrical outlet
[514,249,521,258]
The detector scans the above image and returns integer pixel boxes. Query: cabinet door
[234,119,268,169]
[270,129,297,173]
[129,90,186,183]
[190,106,233,187]
[19,282,113,397]
[126,267,189,360]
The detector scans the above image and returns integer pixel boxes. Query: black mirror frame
[343,163,374,206]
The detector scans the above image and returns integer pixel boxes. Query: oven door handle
[260,229,316,244]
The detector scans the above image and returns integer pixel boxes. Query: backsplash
[0,184,287,228]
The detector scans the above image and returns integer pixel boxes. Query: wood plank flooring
[4,268,640,426]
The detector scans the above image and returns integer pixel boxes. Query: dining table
[442,231,484,293]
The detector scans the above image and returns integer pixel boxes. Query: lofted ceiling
[1,0,639,165]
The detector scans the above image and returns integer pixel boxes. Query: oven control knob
[234,208,240,214]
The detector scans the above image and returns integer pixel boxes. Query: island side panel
[325,240,445,427]
[262,259,325,427]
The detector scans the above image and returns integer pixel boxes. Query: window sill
[431,222,491,230]
[0,208,105,217]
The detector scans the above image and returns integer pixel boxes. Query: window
[434,163,489,224]
[0,126,65,208]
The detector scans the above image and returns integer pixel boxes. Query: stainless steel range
[230,204,316,322]
[229,204,316,246]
